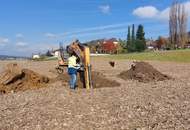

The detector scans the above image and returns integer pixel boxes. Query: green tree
[136,24,145,40]
[46,50,53,57]
[136,24,146,51]
[127,26,131,48]
[127,25,136,52]
[118,39,127,53]
[132,24,135,43]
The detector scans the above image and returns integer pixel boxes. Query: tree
[136,25,145,41]
[127,26,131,48]
[178,3,188,48]
[169,0,188,48]
[169,0,178,48]
[136,24,146,51]
[156,36,167,49]
[127,25,136,52]
[132,24,135,43]
[134,40,144,52]
[46,50,53,57]
[118,39,127,53]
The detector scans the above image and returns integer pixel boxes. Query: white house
[32,54,40,59]
[53,50,60,57]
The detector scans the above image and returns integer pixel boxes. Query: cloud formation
[133,1,190,21]
[16,42,28,47]
[44,22,136,39]
[99,5,111,14]
[45,33,57,38]
[133,6,159,18]
[0,37,9,45]
[16,33,24,38]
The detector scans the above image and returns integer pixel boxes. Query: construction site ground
[0,58,190,130]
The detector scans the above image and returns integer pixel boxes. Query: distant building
[102,39,119,54]
[32,54,40,59]
[146,39,155,50]
[51,49,60,57]
[83,38,120,54]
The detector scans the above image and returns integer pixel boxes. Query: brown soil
[0,63,49,94]
[54,71,120,88]
[0,63,120,94]
[118,62,171,82]
[0,59,190,129]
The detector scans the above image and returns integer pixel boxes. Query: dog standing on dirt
[109,61,115,67]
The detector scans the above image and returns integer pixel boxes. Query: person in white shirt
[67,53,79,89]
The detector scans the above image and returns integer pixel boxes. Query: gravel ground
[0,58,190,130]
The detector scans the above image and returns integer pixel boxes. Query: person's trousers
[69,73,77,89]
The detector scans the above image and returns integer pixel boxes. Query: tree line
[122,0,189,53]
[123,24,146,52]
[59,0,188,55]
[169,0,188,49]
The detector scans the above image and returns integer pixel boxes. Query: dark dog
[109,61,115,67]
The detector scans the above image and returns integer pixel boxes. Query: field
[0,57,190,130]
[106,49,190,63]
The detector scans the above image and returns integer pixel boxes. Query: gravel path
[0,59,190,130]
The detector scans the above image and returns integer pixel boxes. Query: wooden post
[84,47,90,89]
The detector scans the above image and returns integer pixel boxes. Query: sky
[0,0,190,56]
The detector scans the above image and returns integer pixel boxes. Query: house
[146,39,155,50]
[83,39,104,53]
[84,38,120,54]
[102,38,119,54]
[51,49,60,57]
[32,54,40,59]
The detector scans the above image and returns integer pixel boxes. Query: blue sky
[0,0,190,56]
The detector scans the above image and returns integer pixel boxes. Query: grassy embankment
[106,49,190,63]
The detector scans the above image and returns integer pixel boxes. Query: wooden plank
[84,47,90,89]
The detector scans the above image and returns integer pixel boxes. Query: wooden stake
[84,47,90,89]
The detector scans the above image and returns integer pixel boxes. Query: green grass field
[106,49,190,63]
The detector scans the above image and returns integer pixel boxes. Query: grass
[105,49,190,63]
[33,56,58,61]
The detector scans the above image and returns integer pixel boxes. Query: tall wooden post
[84,47,90,89]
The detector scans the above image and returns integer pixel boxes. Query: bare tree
[169,0,188,48]
[178,4,188,48]
[169,0,178,48]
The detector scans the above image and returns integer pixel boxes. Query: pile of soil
[0,62,120,94]
[54,71,120,88]
[0,63,49,94]
[118,62,171,82]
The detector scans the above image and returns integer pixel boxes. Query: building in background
[32,54,40,59]
[102,38,119,54]
[84,38,120,54]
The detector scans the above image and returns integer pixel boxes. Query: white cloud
[158,7,170,21]
[99,5,111,14]
[16,33,24,38]
[0,37,9,45]
[16,42,28,47]
[133,6,159,18]
[13,42,58,55]
[133,1,190,21]
[44,22,132,39]
[45,33,57,38]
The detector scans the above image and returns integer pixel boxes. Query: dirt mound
[0,63,49,94]
[54,71,120,88]
[118,62,171,82]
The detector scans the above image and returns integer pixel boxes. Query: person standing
[67,53,79,89]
